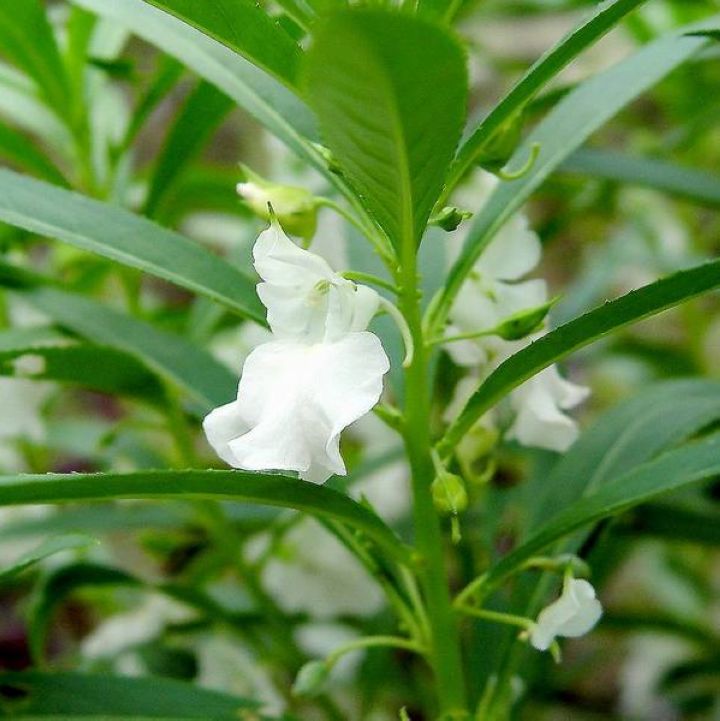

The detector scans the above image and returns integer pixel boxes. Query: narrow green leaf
[0,470,410,563]
[440,258,720,453]
[0,671,259,718]
[70,0,323,170]
[0,0,73,123]
[13,285,237,413]
[560,148,720,207]
[446,0,650,195]
[0,123,69,186]
[0,169,264,323]
[144,80,234,218]
[0,534,95,582]
[622,502,720,546]
[435,22,715,324]
[141,0,303,89]
[482,432,720,592]
[0,327,167,405]
[304,9,467,248]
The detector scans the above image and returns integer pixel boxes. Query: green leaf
[144,80,234,218]
[481,432,720,592]
[0,671,259,719]
[0,470,410,563]
[623,502,720,547]
[0,0,73,123]
[440,240,720,455]
[12,285,237,413]
[0,169,264,323]
[0,123,69,186]
[69,0,323,171]
[0,327,167,405]
[0,534,95,583]
[446,0,650,195]
[560,148,720,207]
[435,21,715,324]
[141,0,303,89]
[304,9,467,249]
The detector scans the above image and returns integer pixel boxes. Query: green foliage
[304,9,467,250]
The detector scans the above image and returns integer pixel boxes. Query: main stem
[399,252,467,717]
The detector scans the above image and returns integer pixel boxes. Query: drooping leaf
[140,0,303,89]
[0,534,95,583]
[440,257,720,453]
[0,470,411,563]
[0,327,167,405]
[0,671,260,719]
[144,80,234,218]
[304,9,467,249]
[434,21,715,324]
[0,168,264,322]
[11,284,237,413]
[560,148,720,207]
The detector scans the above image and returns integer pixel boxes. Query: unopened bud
[430,206,473,232]
[431,471,468,516]
[292,660,330,697]
[237,165,318,239]
[493,297,558,341]
[477,111,525,173]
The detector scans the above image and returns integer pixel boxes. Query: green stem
[399,250,467,716]
[455,604,534,632]
[327,635,427,667]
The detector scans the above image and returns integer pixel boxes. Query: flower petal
[478,214,542,281]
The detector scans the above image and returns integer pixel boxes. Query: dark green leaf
[446,0,650,194]
[144,80,234,218]
[0,534,94,583]
[141,0,303,89]
[10,284,236,413]
[560,148,720,207]
[440,258,720,454]
[0,123,69,186]
[435,22,714,325]
[0,671,259,718]
[304,9,467,249]
[0,169,264,323]
[482,432,720,592]
[0,470,410,563]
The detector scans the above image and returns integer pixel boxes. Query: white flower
[530,578,602,651]
[507,361,590,453]
[254,221,379,343]
[203,333,389,483]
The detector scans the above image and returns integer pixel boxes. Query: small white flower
[507,362,590,453]
[254,221,379,343]
[204,334,389,483]
[530,578,602,651]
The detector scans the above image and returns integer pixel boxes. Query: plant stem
[399,250,467,716]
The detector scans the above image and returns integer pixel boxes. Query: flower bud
[236,165,318,240]
[431,470,468,516]
[477,111,525,173]
[494,297,557,341]
[292,660,330,697]
[430,206,473,232]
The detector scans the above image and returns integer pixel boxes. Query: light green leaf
[435,21,715,324]
[0,169,264,323]
[0,470,410,563]
[144,80,234,218]
[560,148,720,207]
[0,671,259,719]
[0,123,69,186]
[445,0,650,196]
[481,432,720,593]
[0,534,95,583]
[0,327,167,405]
[14,285,236,413]
[70,0,323,170]
[141,0,303,89]
[304,9,467,249]
[0,0,73,123]
[440,257,720,453]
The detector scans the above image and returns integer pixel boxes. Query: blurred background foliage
[0,0,719,719]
